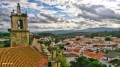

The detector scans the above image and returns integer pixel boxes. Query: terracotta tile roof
[96,46,105,48]
[0,46,48,67]
[65,53,80,57]
[73,49,80,53]
[84,50,105,59]
[112,39,120,43]
[65,50,73,52]
[65,48,81,53]
[81,38,89,41]
[74,41,80,44]
[76,46,83,49]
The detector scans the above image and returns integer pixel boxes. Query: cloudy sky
[0,0,120,32]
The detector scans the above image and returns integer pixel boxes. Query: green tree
[44,40,52,46]
[4,40,10,47]
[29,36,33,45]
[89,61,106,67]
[70,56,89,67]
[105,37,112,41]
[56,48,69,67]
[70,56,107,67]
[58,45,64,50]
[0,44,4,48]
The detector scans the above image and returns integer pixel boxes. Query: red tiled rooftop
[65,50,73,52]
[84,50,105,59]
[73,49,80,53]
[65,48,81,53]
[112,39,120,43]
[0,46,48,67]
[96,45,105,48]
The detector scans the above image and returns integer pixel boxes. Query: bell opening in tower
[18,20,23,29]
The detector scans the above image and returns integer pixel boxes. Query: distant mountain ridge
[1,27,120,34]
[81,27,120,32]
[39,27,120,34]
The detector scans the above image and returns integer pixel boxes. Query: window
[18,20,23,29]
[48,62,51,67]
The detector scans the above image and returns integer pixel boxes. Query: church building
[9,3,29,47]
[0,3,48,67]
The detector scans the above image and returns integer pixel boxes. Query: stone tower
[9,3,29,47]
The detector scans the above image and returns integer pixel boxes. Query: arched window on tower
[18,20,23,29]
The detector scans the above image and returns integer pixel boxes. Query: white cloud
[1,0,120,32]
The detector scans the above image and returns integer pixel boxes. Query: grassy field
[0,43,4,48]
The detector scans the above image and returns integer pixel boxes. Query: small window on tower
[18,20,23,29]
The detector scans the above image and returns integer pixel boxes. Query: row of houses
[57,36,120,67]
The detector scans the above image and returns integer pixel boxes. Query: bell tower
[9,3,29,47]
